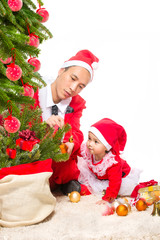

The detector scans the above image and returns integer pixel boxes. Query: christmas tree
[0,0,52,111]
[0,0,70,167]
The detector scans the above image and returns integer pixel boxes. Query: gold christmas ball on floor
[116,204,128,216]
[111,200,121,211]
[136,199,148,211]
[68,191,81,203]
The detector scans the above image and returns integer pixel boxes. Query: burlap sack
[0,158,56,227]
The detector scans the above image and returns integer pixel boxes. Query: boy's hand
[46,115,64,128]
[65,142,74,156]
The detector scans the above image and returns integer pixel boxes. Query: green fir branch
[0,1,6,16]
[23,0,37,10]
[0,0,67,168]
[39,23,53,39]
[23,5,43,22]
[39,124,71,161]
[18,105,40,130]
[0,28,16,54]
[0,108,71,167]
[31,71,46,87]
[1,0,17,25]
[0,60,6,76]
[8,92,35,106]
[0,90,11,109]
[37,0,44,7]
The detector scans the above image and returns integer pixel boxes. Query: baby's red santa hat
[62,49,99,80]
[89,118,127,155]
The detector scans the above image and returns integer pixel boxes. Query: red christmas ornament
[8,0,23,12]
[36,8,49,23]
[16,138,39,151]
[16,129,40,151]
[0,57,12,64]
[4,116,21,133]
[6,63,22,81]
[6,148,16,159]
[28,57,41,72]
[28,34,39,48]
[23,85,34,98]
[102,204,114,216]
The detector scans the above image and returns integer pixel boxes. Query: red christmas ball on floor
[6,63,22,81]
[4,116,21,133]
[28,34,39,48]
[0,57,12,64]
[28,57,41,72]
[8,0,23,11]
[23,85,34,98]
[36,8,49,23]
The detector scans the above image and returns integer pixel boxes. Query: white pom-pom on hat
[92,61,99,70]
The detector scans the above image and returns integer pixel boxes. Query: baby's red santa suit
[78,118,141,200]
[33,50,99,193]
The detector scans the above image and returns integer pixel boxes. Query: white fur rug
[1,191,160,240]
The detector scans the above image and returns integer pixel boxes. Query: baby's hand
[96,200,107,205]
[105,197,115,203]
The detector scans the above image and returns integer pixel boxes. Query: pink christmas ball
[23,85,34,98]
[28,34,39,48]
[8,0,23,12]
[36,8,49,23]
[28,57,41,72]
[4,116,21,133]
[0,57,12,64]
[6,63,22,81]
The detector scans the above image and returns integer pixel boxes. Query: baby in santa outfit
[78,118,141,203]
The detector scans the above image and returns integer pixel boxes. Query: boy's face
[87,132,108,161]
[52,66,91,103]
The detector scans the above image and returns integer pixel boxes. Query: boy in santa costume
[33,49,99,194]
[77,118,141,203]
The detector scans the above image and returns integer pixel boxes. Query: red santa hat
[61,49,99,80]
[89,118,127,155]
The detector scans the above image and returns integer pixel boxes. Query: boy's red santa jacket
[80,143,131,200]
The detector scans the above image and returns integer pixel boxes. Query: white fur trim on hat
[89,126,112,151]
[91,62,98,70]
[62,60,93,79]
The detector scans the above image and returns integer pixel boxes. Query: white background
[36,0,160,182]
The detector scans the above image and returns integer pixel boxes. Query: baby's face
[86,132,108,161]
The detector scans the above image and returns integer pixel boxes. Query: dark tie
[52,105,58,115]
[51,105,74,115]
